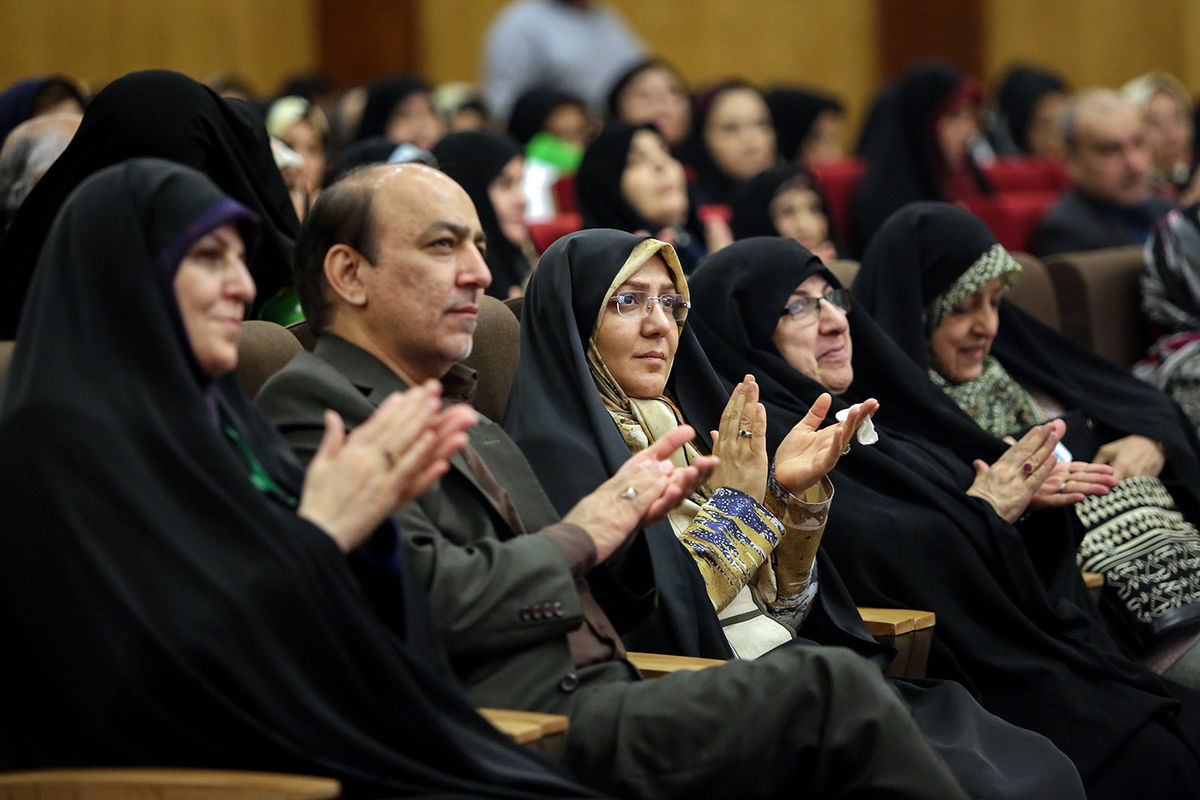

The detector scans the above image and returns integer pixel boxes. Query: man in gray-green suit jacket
[255,162,970,800]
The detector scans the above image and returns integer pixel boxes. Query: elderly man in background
[0,112,80,231]
[1032,88,1170,256]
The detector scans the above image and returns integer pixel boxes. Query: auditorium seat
[1043,246,1149,367]
[810,157,866,250]
[1009,252,1061,330]
[965,191,1059,253]
[981,157,1070,194]
[235,320,303,399]
[460,295,521,422]
[528,212,582,254]
[0,768,340,799]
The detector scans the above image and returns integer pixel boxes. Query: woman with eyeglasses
[504,229,870,660]
[504,229,1090,799]
[688,235,1200,800]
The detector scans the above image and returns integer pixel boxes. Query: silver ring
[620,486,638,501]
[737,428,753,438]
[841,443,851,455]
[1058,481,1067,494]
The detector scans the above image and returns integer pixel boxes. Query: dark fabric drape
[992,66,1068,155]
[576,123,706,271]
[683,81,773,207]
[506,86,582,147]
[503,228,733,659]
[355,75,432,142]
[686,235,1200,796]
[764,86,843,164]
[433,130,532,299]
[728,163,836,252]
[848,62,990,256]
[0,69,299,338]
[0,157,597,799]
[853,202,1200,505]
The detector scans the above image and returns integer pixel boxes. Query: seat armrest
[478,708,569,754]
[0,767,340,799]
[626,651,726,679]
[858,607,936,679]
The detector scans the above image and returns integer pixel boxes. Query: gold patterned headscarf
[585,239,711,531]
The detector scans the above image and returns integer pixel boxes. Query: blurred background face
[799,109,845,166]
[704,87,776,181]
[1144,89,1191,171]
[1070,102,1152,206]
[280,118,325,195]
[617,65,692,148]
[386,91,445,150]
[621,129,688,228]
[770,185,829,252]
[1026,91,1069,159]
[935,100,979,171]
[489,154,529,245]
[545,103,591,148]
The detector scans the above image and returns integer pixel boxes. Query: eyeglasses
[780,289,852,325]
[609,290,691,323]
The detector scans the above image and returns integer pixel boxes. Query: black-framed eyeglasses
[609,290,691,323]
[780,289,851,325]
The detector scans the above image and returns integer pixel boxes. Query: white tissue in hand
[835,405,879,445]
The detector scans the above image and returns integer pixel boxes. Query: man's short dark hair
[293,165,382,334]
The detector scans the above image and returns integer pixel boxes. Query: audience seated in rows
[254,161,1004,799]
[505,227,1087,797]
[689,234,1200,799]
[0,157,597,799]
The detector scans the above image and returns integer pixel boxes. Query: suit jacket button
[553,601,564,617]
[519,609,532,622]
[532,606,544,620]
[558,672,580,693]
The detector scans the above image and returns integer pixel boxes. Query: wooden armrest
[857,607,936,636]
[1082,570,1104,602]
[478,708,569,754]
[858,608,936,679]
[0,768,340,799]
[627,651,726,679]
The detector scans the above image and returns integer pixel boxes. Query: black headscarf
[687,236,1200,793]
[0,158,596,799]
[764,86,844,164]
[684,80,774,207]
[433,130,532,299]
[507,86,584,147]
[604,58,693,151]
[0,75,86,144]
[993,65,1069,155]
[853,202,1200,506]
[576,123,706,271]
[503,229,732,659]
[848,62,990,256]
[323,137,437,188]
[728,163,835,250]
[0,69,299,338]
[355,74,432,141]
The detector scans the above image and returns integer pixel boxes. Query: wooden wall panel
[0,0,316,97]
[982,0,1194,93]
[419,1,878,141]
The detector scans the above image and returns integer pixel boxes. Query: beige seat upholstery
[0,768,339,799]
[235,321,302,399]
[1043,246,1148,367]
[286,319,316,352]
[826,259,859,289]
[460,295,521,422]
[1009,252,1061,331]
[0,341,13,378]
